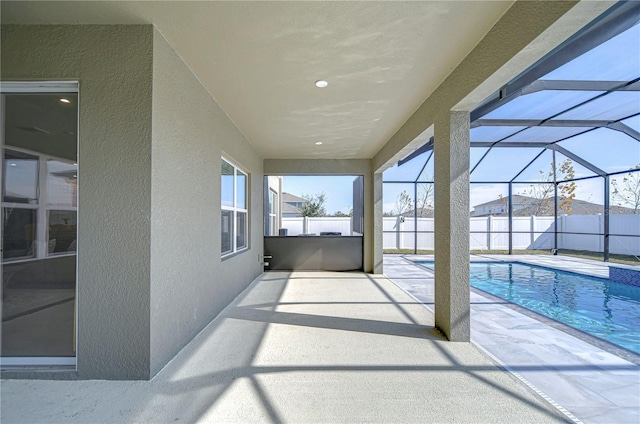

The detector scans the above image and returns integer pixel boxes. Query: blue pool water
[416,261,640,354]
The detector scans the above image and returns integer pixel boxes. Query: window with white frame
[221,158,248,256]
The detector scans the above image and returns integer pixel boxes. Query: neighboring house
[471,195,530,217]
[282,192,309,217]
[399,207,434,218]
[265,176,283,236]
[472,195,634,217]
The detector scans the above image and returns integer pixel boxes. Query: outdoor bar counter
[264,235,363,271]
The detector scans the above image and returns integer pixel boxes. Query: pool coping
[409,257,640,365]
[470,285,640,366]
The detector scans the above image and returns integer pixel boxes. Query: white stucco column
[434,111,470,341]
[373,172,384,274]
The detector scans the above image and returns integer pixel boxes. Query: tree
[557,159,577,214]
[393,190,413,216]
[333,209,352,217]
[390,184,434,217]
[415,183,434,217]
[300,192,327,217]
[612,165,640,213]
[508,158,576,216]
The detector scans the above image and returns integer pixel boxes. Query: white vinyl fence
[609,214,640,256]
[281,215,640,255]
[384,215,640,255]
[281,217,354,236]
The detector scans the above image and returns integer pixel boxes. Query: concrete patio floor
[384,254,640,424]
[1,271,568,423]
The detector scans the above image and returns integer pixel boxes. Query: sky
[385,157,637,214]
[282,175,359,215]
[280,170,636,216]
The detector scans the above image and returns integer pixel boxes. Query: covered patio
[1,8,638,424]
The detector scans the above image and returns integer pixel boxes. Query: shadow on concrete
[2,271,577,423]
[139,272,566,423]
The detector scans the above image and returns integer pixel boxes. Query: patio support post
[374,172,384,274]
[434,111,470,342]
[604,175,610,262]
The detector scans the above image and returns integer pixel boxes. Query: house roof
[282,193,307,204]
[473,195,530,209]
[510,199,634,216]
[473,194,634,216]
[399,208,434,218]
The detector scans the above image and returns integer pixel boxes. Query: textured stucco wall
[263,159,375,273]
[1,25,154,379]
[150,30,263,377]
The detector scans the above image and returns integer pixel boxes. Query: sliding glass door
[1,82,78,366]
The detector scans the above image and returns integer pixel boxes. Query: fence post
[558,215,563,250]
[508,182,513,254]
[303,216,309,234]
[599,214,603,253]
[487,216,492,250]
[531,215,535,247]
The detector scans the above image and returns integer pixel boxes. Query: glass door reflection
[2,87,78,362]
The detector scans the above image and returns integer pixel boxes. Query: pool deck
[384,254,640,424]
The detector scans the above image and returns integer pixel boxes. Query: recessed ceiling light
[315,141,323,145]
[59,97,71,104]
[315,80,328,88]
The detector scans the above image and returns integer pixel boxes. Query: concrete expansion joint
[472,341,583,424]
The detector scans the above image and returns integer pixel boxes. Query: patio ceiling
[0,1,516,160]
[390,1,640,184]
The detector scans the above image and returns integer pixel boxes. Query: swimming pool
[416,261,640,354]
